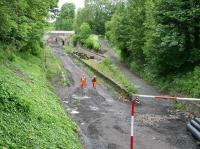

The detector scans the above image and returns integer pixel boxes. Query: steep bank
[0,49,81,148]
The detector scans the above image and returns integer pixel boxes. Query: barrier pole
[130,96,135,149]
[133,94,200,101]
[130,94,200,149]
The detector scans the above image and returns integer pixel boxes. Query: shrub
[72,34,80,46]
[0,45,16,61]
[21,41,43,58]
[102,58,112,66]
[85,34,101,51]
[0,80,30,113]
[172,67,200,97]
[30,41,43,58]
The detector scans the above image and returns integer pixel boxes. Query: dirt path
[101,41,198,149]
[51,44,198,149]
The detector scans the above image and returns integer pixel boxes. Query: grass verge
[64,46,77,53]
[45,46,70,86]
[0,48,82,148]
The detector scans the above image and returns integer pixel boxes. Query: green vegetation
[85,35,101,51]
[0,50,81,148]
[72,23,92,46]
[83,58,135,94]
[0,1,83,148]
[73,23,101,51]
[72,0,119,51]
[106,0,200,98]
[153,67,200,97]
[64,46,77,53]
[55,3,75,31]
[78,23,92,45]
[45,47,61,79]
[44,23,55,32]
[45,46,70,86]
[0,0,57,55]
[173,100,186,111]
[74,0,117,35]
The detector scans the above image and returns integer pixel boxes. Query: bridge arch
[44,31,75,46]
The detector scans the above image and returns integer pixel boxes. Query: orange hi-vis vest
[92,77,97,88]
[81,77,86,88]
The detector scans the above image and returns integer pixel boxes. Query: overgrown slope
[0,49,81,148]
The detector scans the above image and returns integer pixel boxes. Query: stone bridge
[44,31,75,46]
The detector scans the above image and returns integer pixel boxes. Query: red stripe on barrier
[130,94,200,149]
[155,96,177,100]
[130,136,134,149]
[131,97,135,116]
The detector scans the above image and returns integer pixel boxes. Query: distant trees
[74,0,118,35]
[55,3,75,31]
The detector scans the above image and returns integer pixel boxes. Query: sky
[58,0,85,10]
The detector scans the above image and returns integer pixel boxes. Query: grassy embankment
[0,47,82,148]
[45,46,70,87]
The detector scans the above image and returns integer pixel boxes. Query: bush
[0,45,16,61]
[0,80,30,113]
[102,58,112,66]
[171,67,200,97]
[85,34,101,51]
[30,41,43,58]
[73,23,101,51]
[72,34,80,46]
[79,23,92,44]
[20,41,43,58]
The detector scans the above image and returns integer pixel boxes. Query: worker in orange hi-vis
[80,74,86,89]
[92,76,97,89]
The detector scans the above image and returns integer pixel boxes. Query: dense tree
[105,2,126,47]
[104,0,200,96]
[144,0,200,75]
[106,0,200,76]
[73,22,92,45]
[55,3,75,31]
[0,0,57,56]
[74,8,92,33]
[106,0,146,65]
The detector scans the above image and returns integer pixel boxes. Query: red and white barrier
[133,94,200,101]
[130,97,135,149]
[130,94,200,149]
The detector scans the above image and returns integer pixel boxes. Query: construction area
[48,37,200,149]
